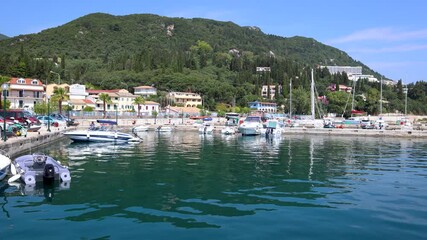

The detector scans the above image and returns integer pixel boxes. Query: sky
[1,0,426,84]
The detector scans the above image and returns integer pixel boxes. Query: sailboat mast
[380,77,383,115]
[311,68,315,119]
[351,78,356,113]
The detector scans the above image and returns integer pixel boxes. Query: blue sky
[1,0,426,84]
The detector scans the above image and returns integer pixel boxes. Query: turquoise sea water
[1,132,427,239]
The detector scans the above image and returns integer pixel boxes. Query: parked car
[0,109,41,126]
[37,115,66,127]
[50,113,77,126]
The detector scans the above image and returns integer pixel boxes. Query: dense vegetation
[0,33,8,40]
[0,13,426,115]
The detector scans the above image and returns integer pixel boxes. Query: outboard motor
[43,163,55,184]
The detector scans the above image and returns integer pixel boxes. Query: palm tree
[98,93,111,119]
[133,96,145,118]
[52,87,68,114]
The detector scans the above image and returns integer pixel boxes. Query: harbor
[2,116,427,157]
[1,130,427,239]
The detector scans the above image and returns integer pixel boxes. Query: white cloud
[347,44,427,54]
[327,27,427,44]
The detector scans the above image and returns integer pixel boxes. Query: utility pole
[380,77,383,115]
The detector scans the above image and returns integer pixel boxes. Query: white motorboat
[265,119,284,137]
[155,125,173,132]
[64,120,141,143]
[221,126,236,135]
[199,124,214,134]
[0,150,11,181]
[238,116,264,136]
[8,153,71,187]
[132,125,149,133]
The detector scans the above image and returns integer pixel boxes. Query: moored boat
[0,150,11,181]
[64,120,141,143]
[221,126,236,135]
[238,116,264,136]
[8,153,71,186]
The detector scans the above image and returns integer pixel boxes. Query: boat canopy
[97,120,118,125]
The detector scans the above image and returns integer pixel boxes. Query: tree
[52,87,68,114]
[293,87,310,115]
[83,106,94,112]
[98,93,111,119]
[133,96,145,117]
[34,102,48,115]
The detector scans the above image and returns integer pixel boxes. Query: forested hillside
[0,34,8,40]
[0,13,425,115]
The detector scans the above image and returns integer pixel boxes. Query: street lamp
[50,71,61,85]
[47,96,51,132]
[2,83,9,142]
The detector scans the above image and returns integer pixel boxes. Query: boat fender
[10,163,17,175]
[86,132,90,139]
[114,132,118,139]
[43,164,55,183]
[60,172,71,182]
[8,173,21,183]
[24,174,36,185]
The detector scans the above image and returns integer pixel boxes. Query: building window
[17,78,26,84]
[31,80,38,85]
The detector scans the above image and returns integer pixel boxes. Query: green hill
[1,13,424,115]
[0,33,8,40]
[0,13,375,71]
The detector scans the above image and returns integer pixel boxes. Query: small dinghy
[0,150,11,181]
[8,153,71,186]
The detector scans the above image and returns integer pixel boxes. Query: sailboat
[291,69,325,128]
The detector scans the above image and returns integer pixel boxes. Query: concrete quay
[0,125,74,157]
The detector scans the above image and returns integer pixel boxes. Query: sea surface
[1,132,427,239]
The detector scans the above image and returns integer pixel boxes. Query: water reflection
[4,132,427,237]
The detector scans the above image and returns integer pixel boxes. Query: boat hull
[64,130,140,143]
[0,153,11,181]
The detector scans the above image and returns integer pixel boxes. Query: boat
[8,153,71,186]
[199,124,214,135]
[0,150,11,181]
[221,126,236,135]
[64,120,141,143]
[155,125,173,132]
[132,125,149,133]
[265,119,284,137]
[238,116,264,136]
[26,124,42,132]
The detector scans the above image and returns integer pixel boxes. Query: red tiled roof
[87,89,120,94]
[135,86,156,89]
[9,77,43,86]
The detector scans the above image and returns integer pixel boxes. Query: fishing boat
[0,150,11,181]
[238,116,264,136]
[64,120,141,143]
[8,153,71,186]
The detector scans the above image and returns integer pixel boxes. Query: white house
[134,86,157,98]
